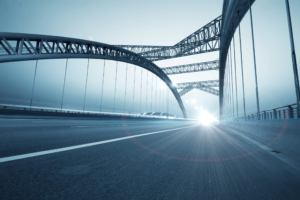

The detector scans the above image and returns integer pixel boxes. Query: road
[0,117,300,199]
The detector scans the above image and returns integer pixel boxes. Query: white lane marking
[0,125,196,163]
[72,126,96,128]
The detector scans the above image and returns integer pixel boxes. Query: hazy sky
[0,0,300,119]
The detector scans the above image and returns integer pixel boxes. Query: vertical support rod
[167,90,169,118]
[285,0,300,118]
[155,76,157,112]
[100,60,105,112]
[146,71,148,111]
[30,60,38,108]
[113,61,118,113]
[229,44,235,119]
[238,12,247,120]
[132,65,136,114]
[140,68,142,113]
[61,59,68,111]
[124,64,128,114]
[233,35,239,119]
[151,73,153,112]
[249,1,260,120]
[83,59,89,112]
[159,79,162,112]
[227,52,231,120]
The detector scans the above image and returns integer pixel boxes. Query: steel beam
[116,16,222,61]
[178,85,219,96]
[176,80,219,89]
[162,60,219,75]
[114,45,171,54]
[179,86,194,96]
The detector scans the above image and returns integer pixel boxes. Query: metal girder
[176,80,219,89]
[179,86,194,96]
[138,39,220,61]
[178,85,219,96]
[162,60,219,75]
[0,32,187,118]
[194,86,219,96]
[116,16,222,61]
[174,15,222,47]
[114,45,171,54]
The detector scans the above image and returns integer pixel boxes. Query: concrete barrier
[223,119,300,164]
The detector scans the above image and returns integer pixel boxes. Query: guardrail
[0,105,184,120]
[234,104,298,121]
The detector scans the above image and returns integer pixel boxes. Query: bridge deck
[0,118,300,199]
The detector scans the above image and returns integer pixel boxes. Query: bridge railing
[233,104,298,121]
[0,105,185,120]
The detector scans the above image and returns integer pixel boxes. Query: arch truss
[0,32,187,118]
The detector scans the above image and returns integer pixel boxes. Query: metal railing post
[288,106,294,118]
[273,109,277,119]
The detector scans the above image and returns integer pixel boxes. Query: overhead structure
[178,85,219,96]
[162,60,219,75]
[178,87,194,96]
[112,45,171,55]
[0,32,187,118]
[176,80,219,89]
[116,16,222,61]
[194,86,219,96]
[176,80,219,96]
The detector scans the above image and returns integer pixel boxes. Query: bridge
[1,0,300,199]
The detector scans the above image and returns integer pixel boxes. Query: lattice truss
[176,80,219,96]
[162,60,219,75]
[116,16,222,61]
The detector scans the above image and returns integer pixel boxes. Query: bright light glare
[199,110,218,125]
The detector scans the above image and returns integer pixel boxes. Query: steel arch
[0,32,187,118]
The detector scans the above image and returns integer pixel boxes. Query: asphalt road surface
[0,117,300,199]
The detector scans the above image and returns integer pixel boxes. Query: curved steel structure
[219,0,255,120]
[0,32,187,118]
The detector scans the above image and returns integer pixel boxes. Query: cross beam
[176,80,219,89]
[115,16,222,61]
[162,60,219,75]
[178,85,219,96]
[195,86,219,96]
